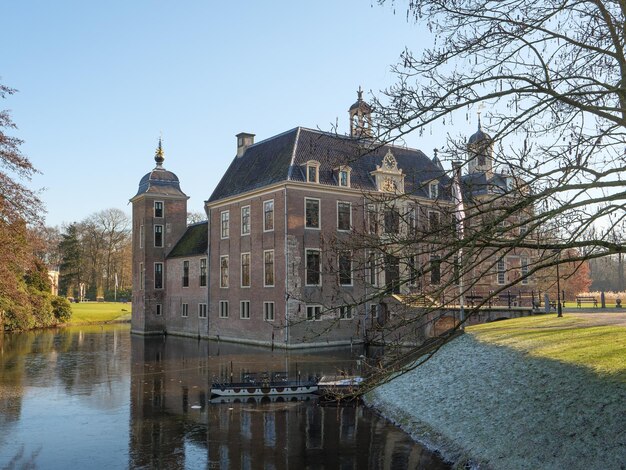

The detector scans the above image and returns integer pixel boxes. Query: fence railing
[453,290,566,309]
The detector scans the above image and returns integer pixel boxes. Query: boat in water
[210,371,318,398]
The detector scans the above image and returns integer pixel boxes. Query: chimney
[236,132,255,157]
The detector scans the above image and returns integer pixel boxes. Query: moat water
[0,325,448,469]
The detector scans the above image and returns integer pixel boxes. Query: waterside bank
[365,312,626,469]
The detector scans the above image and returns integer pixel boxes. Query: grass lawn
[468,314,626,382]
[69,302,132,324]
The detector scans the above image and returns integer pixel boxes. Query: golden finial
[155,137,165,166]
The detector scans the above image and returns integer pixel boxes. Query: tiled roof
[133,167,188,199]
[208,129,298,202]
[208,127,449,202]
[167,221,208,258]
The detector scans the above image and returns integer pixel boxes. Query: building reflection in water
[130,335,448,469]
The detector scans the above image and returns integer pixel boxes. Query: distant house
[130,92,537,347]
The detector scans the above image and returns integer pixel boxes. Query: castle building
[131,93,536,347]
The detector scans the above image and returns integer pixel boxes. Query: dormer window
[429,181,439,199]
[307,161,320,183]
[337,166,351,187]
[339,170,349,186]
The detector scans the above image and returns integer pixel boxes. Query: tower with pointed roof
[130,140,189,335]
[467,117,494,177]
[349,87,373,138]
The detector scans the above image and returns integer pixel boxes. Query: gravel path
[564,310,626,326]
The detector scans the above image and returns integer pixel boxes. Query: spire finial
[357,85,363,101]
[155,137,165,166]
[476,102,485,130]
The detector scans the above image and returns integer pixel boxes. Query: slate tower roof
[132,139,188,200]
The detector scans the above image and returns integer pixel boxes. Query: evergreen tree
[59,224,82,298]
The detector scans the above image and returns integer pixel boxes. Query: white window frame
[428,210,440,231]
[367,252,378,287]
[139,224,144,249]
[306,161,320,183]
[241,252,251,288]
[429,181,439,199]
[305,197,321,230]
[199,258,207,287]
[338,167,351,187]
[264,249,275,287]
[154,200,164,218]
[305,248,321,286]
[154,262,163,289]
[241,205,251,236]
[407,204,417,235]
[263,199,274,232]
[220,255,229,288]
[139,262,144,290]
[198,303,208,318]
[240,300,250,319]
[497,259,506,285]
[430,255,441,285]
[306,304,322,321]
[339,305,353,320]
[181,303,188,318]
[367,204,378,235]
[338,251,353,286]
[521,256,529,285]
[220,210,230,239]
[368,303,379,320]
[263,301,275,322]
[337,201,352,231]
[219,300,229,318]
[182,260,189,288]
[154,224,164,247]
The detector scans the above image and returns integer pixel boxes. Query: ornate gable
[371,150,405,193]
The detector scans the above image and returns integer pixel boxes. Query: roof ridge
[297,127,429,156]
[243,126,299,151]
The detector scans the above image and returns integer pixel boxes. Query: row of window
[219,199,353,239]
[144,254,529,291]
[306,305,353,321]
[221,200,274,238]
[139,259,207,290]
[497,257,530,285]
[182,259,207,287]
[154,302,207,318]
[155,301,359,322]
[218,300,275,321]
[215,301,354,322]
[215,249,443,290]
[368,204,441,236]
[138,202,166,249]
[219,250,274,288]
[306,161,351,188]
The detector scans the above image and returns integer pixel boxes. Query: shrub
[51,296,72,323]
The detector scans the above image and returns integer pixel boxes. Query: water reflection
[130,335,448,469]
[0,326,448,469]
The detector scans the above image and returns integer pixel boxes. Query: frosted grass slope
[366,334,626,469]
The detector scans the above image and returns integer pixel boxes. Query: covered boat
[210,371,318,397]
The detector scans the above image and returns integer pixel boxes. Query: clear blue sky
[3,1,473,227]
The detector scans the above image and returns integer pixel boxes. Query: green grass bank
[68,302,132,325]
[366,312,626,469]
